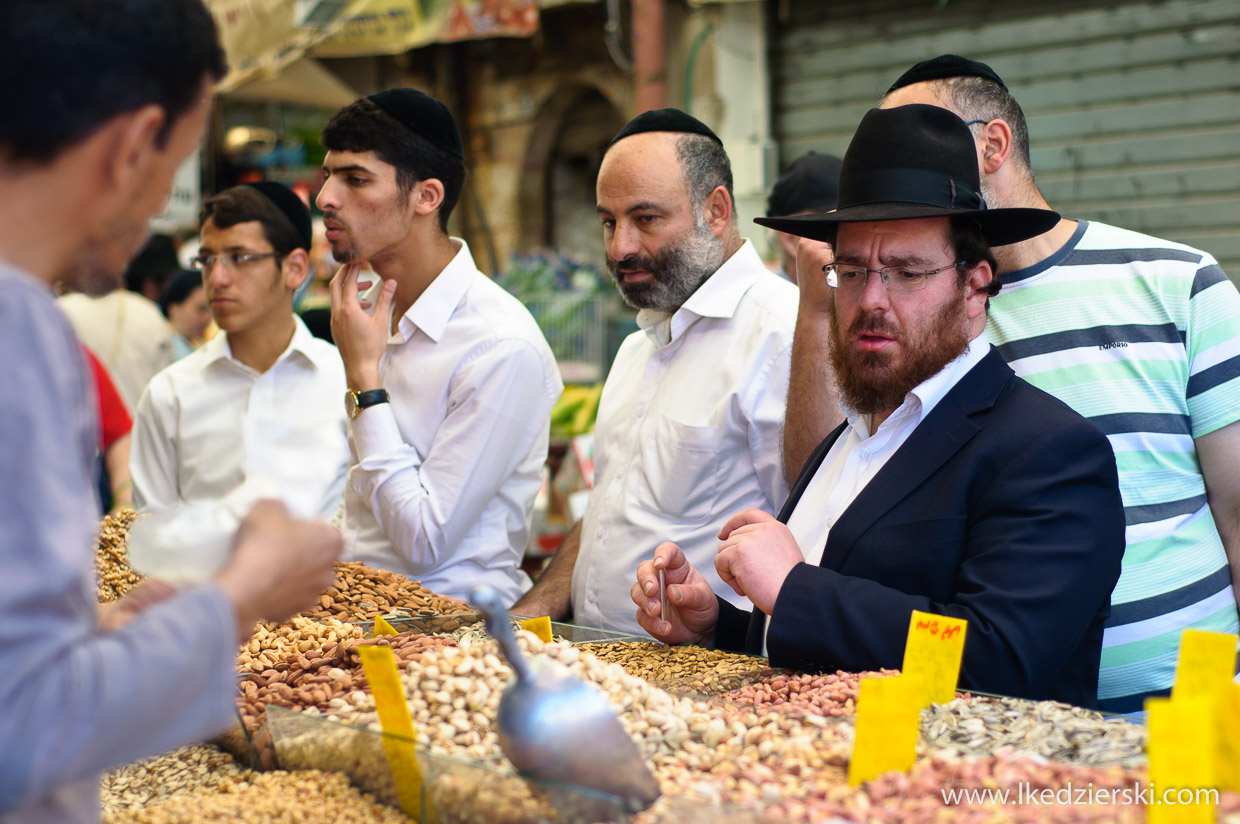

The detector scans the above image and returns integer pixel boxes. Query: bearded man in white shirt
[318,89,562,605]
[131,183,350,520]
[513,109,798,632]
[633,105,1126,709]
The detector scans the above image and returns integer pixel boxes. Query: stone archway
[518,85,625,267]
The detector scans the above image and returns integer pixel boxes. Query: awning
[206,0,539,90]
[224,57,360,109]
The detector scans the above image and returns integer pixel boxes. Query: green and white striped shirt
[986,220,1240,713]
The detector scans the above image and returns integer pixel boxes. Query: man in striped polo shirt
[787,55,1240,712]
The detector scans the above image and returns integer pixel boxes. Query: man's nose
[315,179,338,212]
[608,221,641,262]
[857,269,891,311]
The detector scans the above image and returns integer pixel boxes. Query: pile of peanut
[718,669,902,717]
[101,744,251,815]
[575,641,766,682]
[95,508,143,603]
[759,754,1153,824]
[103,769,410,824]
[297,561,472,623]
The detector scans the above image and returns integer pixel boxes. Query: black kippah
[609,108,722,147]
[367,88,464,160]
[888,54,1007,93]
[767,152,843,217]
[243,181,312,251]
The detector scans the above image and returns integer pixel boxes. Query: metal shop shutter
[771,0,1240,277]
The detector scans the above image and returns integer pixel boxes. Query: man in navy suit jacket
[631,105,1125,709]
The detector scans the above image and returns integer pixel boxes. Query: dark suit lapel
[820,347,1014,570]
[777,422,849,523]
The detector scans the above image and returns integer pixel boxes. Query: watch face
[344,390,358,419]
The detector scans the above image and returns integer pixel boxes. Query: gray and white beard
[606,216,727,313]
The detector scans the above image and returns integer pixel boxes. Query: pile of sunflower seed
[921,694,1146,767]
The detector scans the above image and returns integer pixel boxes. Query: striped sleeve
[1184,257,1240,438]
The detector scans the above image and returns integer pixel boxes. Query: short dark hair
[200,186,305,260]
[676,133,735,220]
[159,269,203,317]
[951,217,1000,298]
[935,76,1032,172]
[819,216,1000,298]
[0,0,226,165]
[321,97,466,233]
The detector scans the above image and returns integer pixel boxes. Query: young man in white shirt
[318,89,561,605]
[633,105,1125,709]
[131,183,350,520]
[513,109,798,632]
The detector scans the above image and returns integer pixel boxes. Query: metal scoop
[469,585,661,813]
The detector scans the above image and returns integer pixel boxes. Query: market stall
[95,511,1240,824]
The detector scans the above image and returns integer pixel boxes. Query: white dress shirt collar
[636,240,764,348]
[199,314,322,374]
[845,332,991,440]
[396,239,477,344]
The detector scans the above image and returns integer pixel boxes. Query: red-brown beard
[827,288,971,416]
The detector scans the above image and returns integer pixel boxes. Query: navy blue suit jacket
[714,347,1125,709]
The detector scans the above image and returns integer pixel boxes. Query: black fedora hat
[754,105,1058,247]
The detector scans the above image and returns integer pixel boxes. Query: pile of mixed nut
[94,514,1240,823]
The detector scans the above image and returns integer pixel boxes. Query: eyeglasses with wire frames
[823,260,965,292]
[190,251,282,272]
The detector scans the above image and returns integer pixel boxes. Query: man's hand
[715,508,804,615]
[329,263,396,390]
[795,237,835,314]
[213,500,343,641]
[632,542,718,645]
[98,578,177,632]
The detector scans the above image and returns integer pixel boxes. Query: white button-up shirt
[341,240,562,605]
[768,333,991,653]
[131,315,350,519]
[571,240,798,632]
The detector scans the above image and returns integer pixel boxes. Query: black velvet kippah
[887,54,1007,93]
[367,88,464,160]
[243,181,311,251]
[609,108,722,147]
[767,152,842,217]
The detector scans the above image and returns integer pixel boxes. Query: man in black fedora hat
[871,55,1240,714]
[630,104,1125,708]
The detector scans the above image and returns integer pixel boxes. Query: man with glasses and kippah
[632,105,1125,709]
[130,183,350,520]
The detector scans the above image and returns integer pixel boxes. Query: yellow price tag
[358,645,428,821]
[520,615,553,644]
[1146,696,1216,824]
[1214,681,1240,793]
[1172,629,1237,701]
[371,614,400,637]
[847,674,921,786]
[901,610,968,706]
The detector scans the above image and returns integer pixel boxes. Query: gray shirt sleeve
[0,271,240,816]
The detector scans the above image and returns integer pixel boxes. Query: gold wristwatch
[345,388,390,420]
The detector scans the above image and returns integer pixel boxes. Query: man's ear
[413,178,446,217]
[964,261,994,320]
[106,105,167,192]
[702,185,733,237]
[978,119,1013,177]
[281,249,311,291]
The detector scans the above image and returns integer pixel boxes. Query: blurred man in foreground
[0,3,342,820]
